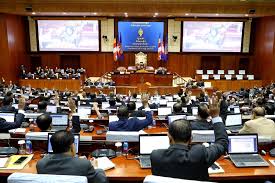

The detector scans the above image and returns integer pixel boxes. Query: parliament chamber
[1,0,275,183]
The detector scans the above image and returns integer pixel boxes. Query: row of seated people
[84,80,116,88]
[0,84,275,182]
[20,65,86,79]
[114,66,168,75]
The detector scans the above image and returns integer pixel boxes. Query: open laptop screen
[168,115,186,124]
[139,134,169,155]
[50,114,68,126]
[46,105,58,113]
[0,113,15,122]
[77,106,91,116]
[47,133,79,154]
[158,107,172,116]
[225,114,242,127]
[228,134,258,154]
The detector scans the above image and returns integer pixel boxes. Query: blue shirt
[109,111,153,131]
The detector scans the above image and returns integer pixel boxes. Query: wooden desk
[112,73,173,86]
[0,153,274,182]
[19,79,81,91]
[206,80,263,91]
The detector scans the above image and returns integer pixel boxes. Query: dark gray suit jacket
[36,154,108,183]
[150,122,228,181]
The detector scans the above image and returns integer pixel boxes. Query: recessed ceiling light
[93,12,97,15]
[154,12,159,16]
[215,13,219,16]
[185,13,189,16]
[32,12,36,15]
[245,14,249,17]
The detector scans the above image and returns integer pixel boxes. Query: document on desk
[0,158,9,168]
[0,154,33,170]
[93,157,115,171]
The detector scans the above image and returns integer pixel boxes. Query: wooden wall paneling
[0,14,10,81]
[41,54,60,68]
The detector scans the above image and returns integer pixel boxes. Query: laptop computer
[47,133,80,154]
[228,134,269,167]
[0,113,15,122]
[46,105,58,113]
[167,115,186,124]
[50,114,69,131]
[139,134,170,168]
[77,105,92,119]
[191,107,198,116]
[225,113,243,132]
[157,107,172,120]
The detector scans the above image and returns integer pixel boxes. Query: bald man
[239,107,275,140]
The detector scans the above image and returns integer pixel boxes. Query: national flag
[117,32,124,61]
[163,35,168,61]
[113,38,118,61]
[157,35,162,61]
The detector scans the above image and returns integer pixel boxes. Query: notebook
[47,133,80,154]
[50,114,68,131]
[139,134,169,169]
[228,134,269,167]
[0,113,15,123]
[225,113,243,132]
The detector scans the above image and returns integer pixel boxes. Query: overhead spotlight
[154,12,159,16]
[31,12,36,15]
[245,14,249,17]
[215,13,219,16]
[185,13,189,16]
[93,12,97,15]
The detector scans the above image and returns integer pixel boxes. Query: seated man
[138,94,158,110]
[239,107,275,140]
[36,130,107,183]
[0,96,16,112]
[109,105,152,131]
[36,114,52,131]
[190,103,213,130]
[127,101,146,117]
[150,100,228,181]
[37,101,48,113]
[36,114,80,133]
[0,113,25,133]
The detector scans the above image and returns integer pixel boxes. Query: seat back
[8,173,88,183]
[144,175,214,183]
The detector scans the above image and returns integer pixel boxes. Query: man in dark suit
[37,130,108,183]
[190,103,213,130]
[0,113,24,133]
[150,100,228,181]
[109,105,152,131]
[127,101,146,117]
[0,96,16,113]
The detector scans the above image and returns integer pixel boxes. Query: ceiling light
[153,15,156,18]
[185,13,189,16]
[62,12,67,15]
[245,14,249,17]
[31,12,36,15]
[154,12,158,16]
[215,13,219,16]
[93,12,97,15]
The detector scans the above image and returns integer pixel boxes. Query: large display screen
[182,21,243,52]
[118,21,164,52]
[38,20,99,51]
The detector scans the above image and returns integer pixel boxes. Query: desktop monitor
[157,107,172,116]
[46,105,58,113]
[47,133,80,154]
[77,106,91,117]
[0,113,15,122]
[50,114,68,126]
[139,134,169,155]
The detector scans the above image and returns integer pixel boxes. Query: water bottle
[123,142,128,155]
[25,137,33,154]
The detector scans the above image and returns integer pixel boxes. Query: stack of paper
[92,157,115,171]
